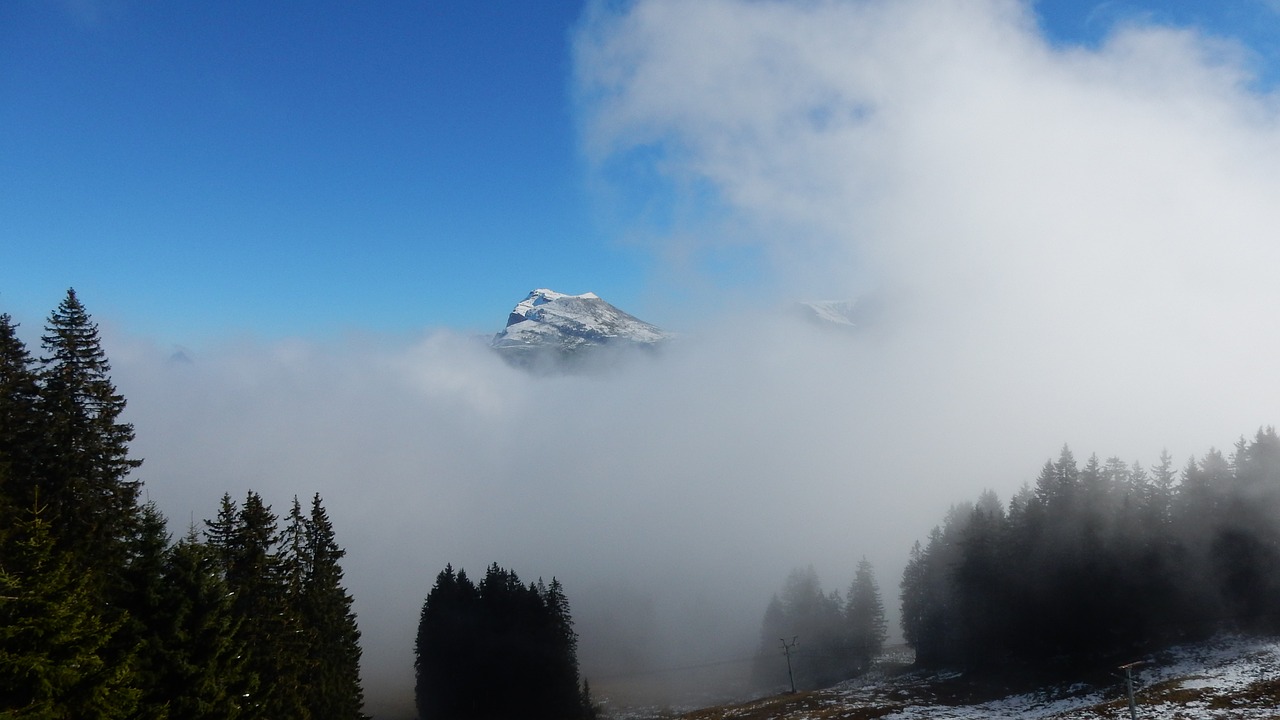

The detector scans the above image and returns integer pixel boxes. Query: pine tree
[152,529,252,720]
[117,501,174,720]
[0,494,139,719]
[541,578,585,719]
[298,494,365,720]
[579,678,598,720]
[204,493,239,565]
[217,491,286,720]
[36,289,143,579]
[415,565,480,720]
[275,497,315,720]
[1150,449,1178,528]
[845,558,886,674]
[0,313,43,523]
[898,541,927,655]
[751,594,789,691]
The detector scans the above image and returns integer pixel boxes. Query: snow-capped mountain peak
[491,289,669,370]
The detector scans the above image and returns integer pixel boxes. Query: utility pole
[1119,660,1145,720]
[780,636,799,694]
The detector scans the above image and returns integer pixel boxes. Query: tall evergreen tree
[845,558,886,674]
[298,494,365,720]
[541,578,584,718]
[150,529,251,720]
[416,565,480,720]
[118,502,174,720]
[275,497,316,720]
[216,491,288,720]
[0,314,42,523]
[36,289,143,578]
[0,495,139,719]
[751,594,789,690]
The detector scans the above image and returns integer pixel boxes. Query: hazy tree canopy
[901,430,1280,670]
[847,557,888,674]
[753,563,886,692]
[415,563,595,720]
[0,293,367,719]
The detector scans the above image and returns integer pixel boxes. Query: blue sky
[2,0,1279,343]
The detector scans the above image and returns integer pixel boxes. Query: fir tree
[0,313,43,523]
[538,578,582,715]
[153,529,252,720]
[0,495,139,719]
[416,565,480,720]
[845,558,886,674]
[217,491,286,719]
[274,497,315,720]
[298,494,365,720]
[118,501,174,720]
[579,678,598,720]
[36,289,143,579]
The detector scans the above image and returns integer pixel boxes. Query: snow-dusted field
[663,635,1280,720]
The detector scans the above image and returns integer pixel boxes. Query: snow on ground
[668,634,1280,720]
[834,635,1280,720]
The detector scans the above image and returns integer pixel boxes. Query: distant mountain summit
[792,297,881,332]
[795,300,861,329]
[491,289,669,370]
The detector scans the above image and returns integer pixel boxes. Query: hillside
[634,634,1280,720]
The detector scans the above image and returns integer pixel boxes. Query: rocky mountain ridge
[490,289,670,370]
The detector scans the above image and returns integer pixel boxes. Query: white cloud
[576,0,1280,452]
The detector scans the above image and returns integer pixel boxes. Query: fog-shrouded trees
[847,557,888,674]
[901,430,1280,670]
[415,563,595,720]
[752,562,887,692]
[0,291,366,719]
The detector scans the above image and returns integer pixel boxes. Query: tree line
[901,431,1280,670]
[752,558,887,692]
[415,563,596,720]
[0,290,364,719]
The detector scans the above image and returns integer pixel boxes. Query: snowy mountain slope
[794,300,861,329]
[491,289,669,369]
[792,296,886,333]
[668,634,1280,720]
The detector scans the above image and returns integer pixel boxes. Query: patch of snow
[802,635,1280,720]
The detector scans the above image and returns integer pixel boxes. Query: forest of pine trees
[415,563,597,720]
[752,560,887,692]
[900,433,1280,670]
[0,290,365,719]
